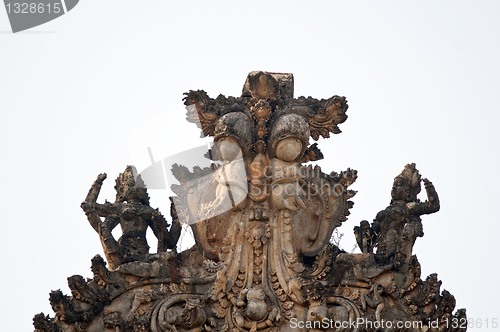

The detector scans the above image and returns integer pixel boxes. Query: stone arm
[81,173,121,232]
[92,202,122,217]
[149,211,171,252]
[149,200,182,252]
[370,211,385,249]
[372,211,384,233]
[408,178,440,216]
[168,199,182,249]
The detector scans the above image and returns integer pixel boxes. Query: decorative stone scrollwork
[151,294,207,332]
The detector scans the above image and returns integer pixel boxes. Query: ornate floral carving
[307,95,349,140]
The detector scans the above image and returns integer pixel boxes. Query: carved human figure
[81,166,181,270]
[354,220,376,254]
[360,284,386,323]
[203,137,248,219]
[234,288,279,331]
[268,114,310,212]
[372,163,440,267]
[161,299,206,332]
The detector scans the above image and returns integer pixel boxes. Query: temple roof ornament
[34,72,466,332]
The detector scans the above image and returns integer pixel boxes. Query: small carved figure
[126,289,152,321]
[234,288,279,331]
[209,271,227,302]
[162,305,184,332]
[161,299,206,332]
[103,311,126,332]
[360,284,386,323]
[268,114,311,212]
[354,220,376,254]
[372,163,439,267]
[201,138,248,220]
[244,288,269,322]
[81,166,181,270]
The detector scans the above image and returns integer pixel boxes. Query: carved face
[275,137,303,162]
[269,113,310,161]
[115,166,149,204]
[214,112,253,158]
[374,284,384,294]
[391,177,411,202]
[218,137,242,161]
[121,185,143,202]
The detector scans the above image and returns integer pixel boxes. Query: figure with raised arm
[372,163,440,267]
[81,166,181,270]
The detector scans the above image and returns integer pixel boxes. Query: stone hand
[270,181,309,211]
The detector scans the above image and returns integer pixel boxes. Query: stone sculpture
[81,166,182,270]
[34,71,466,332]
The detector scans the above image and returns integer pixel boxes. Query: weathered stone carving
[81,166,182,270]
[34,72,466,332]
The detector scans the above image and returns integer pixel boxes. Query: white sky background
[1,1,499,330]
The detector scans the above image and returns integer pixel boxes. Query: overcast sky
[1,1,499,331]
